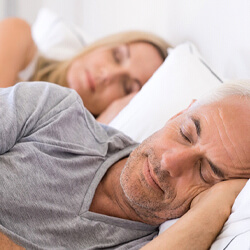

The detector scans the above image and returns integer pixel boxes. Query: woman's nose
[160,148,196,178]
[98,67,109,84]
[99,66,126,85]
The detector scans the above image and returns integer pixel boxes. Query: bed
[31,2,250,249]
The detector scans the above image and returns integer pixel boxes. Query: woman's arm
[0,232,24,250]
[142,179,247,250]
[97,92,136,124]
[0,18,37,87]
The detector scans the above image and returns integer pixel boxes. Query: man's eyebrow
[207,159,225,179]
[191,116,201,137]
[190,116,225,179]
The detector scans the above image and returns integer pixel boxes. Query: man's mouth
[143,158,164,193]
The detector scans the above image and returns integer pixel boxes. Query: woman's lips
[143,158,164,193]
[85,70,95,92]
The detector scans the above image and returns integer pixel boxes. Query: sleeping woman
[0,18,170,123]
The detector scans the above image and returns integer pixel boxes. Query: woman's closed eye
[112,45,129,64]
[112,47,122,64]
[122,78,141,95]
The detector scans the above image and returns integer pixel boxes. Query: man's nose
[160,148,197,178]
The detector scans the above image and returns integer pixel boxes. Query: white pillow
[159,180,250,250]
[32,8,92,60]
[210,179,250,249]
[109,42,222,142]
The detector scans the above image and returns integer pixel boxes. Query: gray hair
[191,79,250,109]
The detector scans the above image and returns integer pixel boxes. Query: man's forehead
[196,94,249,111]
[203,97,249,173]
[189,95,248,121]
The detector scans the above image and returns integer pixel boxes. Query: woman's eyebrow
[126,44,142,87]
[126,44,130,58]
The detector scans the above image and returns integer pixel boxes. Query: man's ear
[169,99,197,121]
[188,99,197,108]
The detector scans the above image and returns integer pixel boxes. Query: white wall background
[80,0,171,40]
[1,0,249,79]
[0,0,179,42]
[0,0,83,25]
[1,0,247,44]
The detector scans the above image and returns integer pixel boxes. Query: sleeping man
[0,80,249,249]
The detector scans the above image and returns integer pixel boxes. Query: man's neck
[89,157,143,223]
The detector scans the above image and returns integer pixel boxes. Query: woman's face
[66,42,163,115]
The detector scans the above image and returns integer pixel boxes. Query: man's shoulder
[15,81,76,95]
[15,81,80,105]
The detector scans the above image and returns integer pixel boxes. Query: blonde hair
[30,31,171,86]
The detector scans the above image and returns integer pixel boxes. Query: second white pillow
[109,42,222,142]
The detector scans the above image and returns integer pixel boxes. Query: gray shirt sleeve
[0,81,79,154]
[0,81,154,249]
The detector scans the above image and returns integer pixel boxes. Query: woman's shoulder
[0,18,37,86]
[0,18,34,49]
[1,17,29,28]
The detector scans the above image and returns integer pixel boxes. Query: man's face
[120,96,250,225]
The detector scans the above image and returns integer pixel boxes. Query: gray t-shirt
[0,82,158,249]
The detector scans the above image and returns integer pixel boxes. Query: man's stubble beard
[119,141,178,225]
